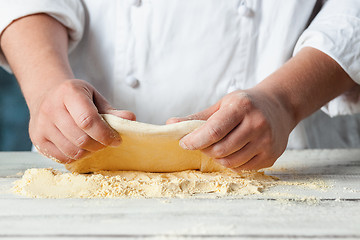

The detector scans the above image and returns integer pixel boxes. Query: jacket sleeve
[294,0,360,117]
[0,0,85,72]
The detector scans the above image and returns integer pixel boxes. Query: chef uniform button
[130,0,141,7]
[125,76,139,88]
[238,3,252,17]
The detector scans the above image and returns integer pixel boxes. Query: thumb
[166,102,220,124]
[107,109,136,121]
[93,89,136,121]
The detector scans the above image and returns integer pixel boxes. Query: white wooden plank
[3,237,359,240]
[1,236,360,240]
[1,150,360,239]
[0,198,359,237]
[0,152,65,178]
[267,149,360,175]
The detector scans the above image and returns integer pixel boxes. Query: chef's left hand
[167,88,296,171]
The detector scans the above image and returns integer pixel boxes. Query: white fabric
[294,0,360,116]
[1,0,360,149]
[0,0,85,72]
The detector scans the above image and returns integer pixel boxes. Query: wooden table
[0,150,359,239]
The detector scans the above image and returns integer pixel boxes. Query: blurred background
[0,67,31,151]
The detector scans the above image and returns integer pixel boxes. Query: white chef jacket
[1,0,360,149]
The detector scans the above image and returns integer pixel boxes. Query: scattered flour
[12,168,333,201]
[12,168,277,198]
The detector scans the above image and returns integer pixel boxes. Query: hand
[29,79,136,163]
[167,89,296,171]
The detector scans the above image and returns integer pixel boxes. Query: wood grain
[0,150,359,239]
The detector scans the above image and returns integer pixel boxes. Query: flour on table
[12,168,277,198]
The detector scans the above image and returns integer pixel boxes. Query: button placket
[125,75,139,88]
[124,0,143,89]
[113,0,128,103]
[234,0,256,92]
[129,0,141,7]
[238,0,253,18]
[113,0,141,107]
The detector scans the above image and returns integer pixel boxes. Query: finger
[201,118,254,159]
[212,142,257,169]
[52,108,106,152]
[93,90,137,121]
[166,117,182,124]
[107,109,136,121]
[64,92,121,147]
[231,154,271,171]
[47,124,90,160]
[166,102,220,125]
[36,140,74,164]
[180,104,244,150]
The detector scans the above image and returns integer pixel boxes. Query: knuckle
[207,126,223,142]
[56,155,73,164]
[262,135,273,146]
[74,149,89,159]
[256,161,273,171]
[231,168,242,173]
[75,134,93,148]
[210,145,227,158]
[29,131,39,145]
[98,131,117,146]
[60,80,86,97]
[257,153,276,169]
[78,113,96,130]
[29,131,46,148]
[263,161,274,169]
[65,149,78,159]
[237,94,253,110]
[102,131,119,146]
[224,94,254,120]
[61,79,77,92]
[102,138,114,146]
[66,148,88,160]
[32,141,44,153]
[263,145,279,163]
[226,94,253,112]
[39,100,53,115]
[253,116,268,131]
[217,158,233,168]
[241,162,256,171]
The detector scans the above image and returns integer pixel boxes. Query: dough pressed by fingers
[65,114,224,173]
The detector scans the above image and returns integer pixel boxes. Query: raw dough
[66,114,225,173]
[13,168,276,198]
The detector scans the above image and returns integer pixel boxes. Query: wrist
[251,82,299,131]
[23,76,70,114]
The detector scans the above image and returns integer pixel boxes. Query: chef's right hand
[29,79,136,164]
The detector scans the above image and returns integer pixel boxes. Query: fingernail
[167,117,180,124]
[169,117,179,121]
[179,139,194,150]
[65,159,75,164]
[110,138,122,147]
[216,159,229,167]
[179,140,189,150]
